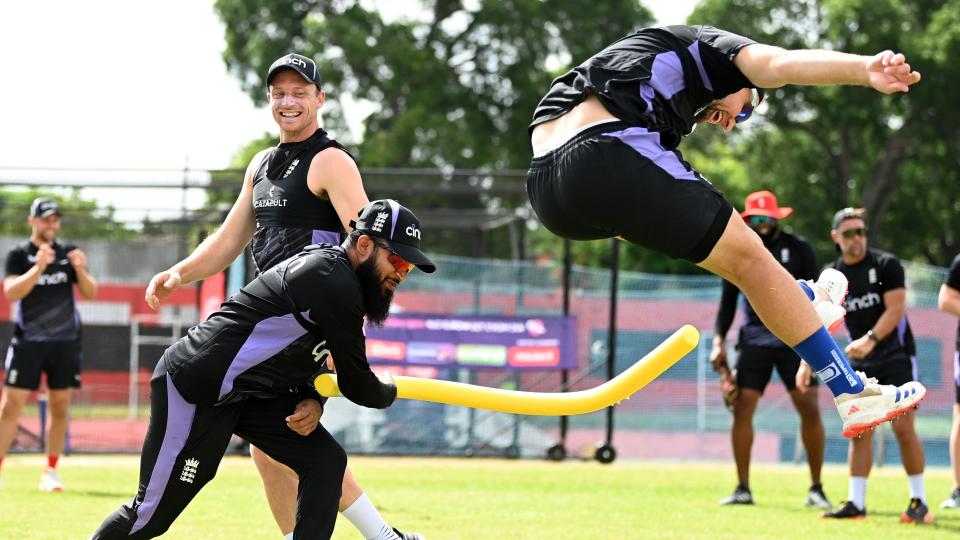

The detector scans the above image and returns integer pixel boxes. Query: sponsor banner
[365,313,576,369]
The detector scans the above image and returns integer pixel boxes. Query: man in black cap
[144,53,422,539]
[806,208,931,523]
[0,197,97,492]
[93,199,435,540]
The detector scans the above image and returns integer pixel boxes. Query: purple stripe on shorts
[910,355,918,382]
[311,229,340,245]
[897,317,907,346]
[218,313,308,399]
[387,200,400,240]
[687,41,713,91]
[130,375,197,534]
[603,126,698,181]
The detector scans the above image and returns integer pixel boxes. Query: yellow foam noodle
[315,325,699,416]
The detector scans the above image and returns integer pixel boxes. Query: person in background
[810,208,931,523]
[0,197,97,491]
[936,252,960,510]
[712,191,829,509]
[144,53,422,540]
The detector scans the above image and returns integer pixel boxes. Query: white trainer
[805,268,848,332]
[39,467,63,492]
[835,371,926,438]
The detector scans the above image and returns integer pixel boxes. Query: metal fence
[6,247,956,469]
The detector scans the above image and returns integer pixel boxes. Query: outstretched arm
[735,44,921,93]
[144,150,265,309]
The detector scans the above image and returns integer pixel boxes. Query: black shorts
[3,337,82,390]
[526,120,733,263]
[853,356,916,387]
[735,344,815,393]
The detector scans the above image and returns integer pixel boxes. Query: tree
[0,190,134,241]
[214,0,656,261]
[688,0,960,265]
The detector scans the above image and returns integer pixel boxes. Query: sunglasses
[840,227,867,239]
[746,215,776,226]
[735,88,763,124]
[376,241,415,274]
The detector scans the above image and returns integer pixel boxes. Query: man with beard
[144,53,422,540]
[92,200,436,540]
[711,191,830,509]
[810,208,931,523]
[0,198,97,492]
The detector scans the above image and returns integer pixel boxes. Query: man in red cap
[711,191,830,508]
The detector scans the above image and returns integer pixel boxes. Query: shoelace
[855,371,879,386]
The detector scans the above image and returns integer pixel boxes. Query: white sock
[908,474,926,504]
[341,493,400,540]
[283,533,293,540]
[849,476,868,510]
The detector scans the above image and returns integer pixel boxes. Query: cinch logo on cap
[405,224,421,239]
[281,56,307,69]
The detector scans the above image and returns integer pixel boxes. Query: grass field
[1,455,959,539]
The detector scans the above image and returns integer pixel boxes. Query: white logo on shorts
[180,458,199,483]
[8,369,17,384]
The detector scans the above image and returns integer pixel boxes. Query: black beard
[758,224,780,243]
[356,255,394,326]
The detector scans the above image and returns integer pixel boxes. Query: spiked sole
[842,393,926,438]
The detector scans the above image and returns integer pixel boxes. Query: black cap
[30,198,61,218]
[831,207,866,230]
[266,53,321,90]
[351,199,436,273]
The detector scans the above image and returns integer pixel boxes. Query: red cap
[740,190,793,219]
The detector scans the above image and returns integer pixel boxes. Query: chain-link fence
[4,244,955,467]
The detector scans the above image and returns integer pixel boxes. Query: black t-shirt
[831,248,916,366]
[715,230,817,348]
[4,240,80,342]
[163,245,396,409]
[251,128,351,274]
[945,253,960,352]
[530,25,758,149]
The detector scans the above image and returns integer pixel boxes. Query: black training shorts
[734,344,816,394]
[3,337,82,390]
[526,120,733,263]
[852,355,917,387]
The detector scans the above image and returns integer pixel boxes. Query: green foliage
[690,0,960,266]
[215,0,960,270]
[0,190,134,241]
[216,0,653,169]
[215,0,655,260]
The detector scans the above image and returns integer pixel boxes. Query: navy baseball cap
[30,198,61,218]
[831,207,866,230]
[351,199,436,273]
[266,53,321,90]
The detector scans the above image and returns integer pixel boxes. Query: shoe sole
[843,392,926,438]
[899,513,934,524]
[819,514,866,520]
[39,486,63,493]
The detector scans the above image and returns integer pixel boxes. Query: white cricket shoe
[835,371,926,438]
[38,467,63,492]
[804,268,848,332]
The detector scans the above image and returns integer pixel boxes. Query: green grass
[1,455,958,539]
